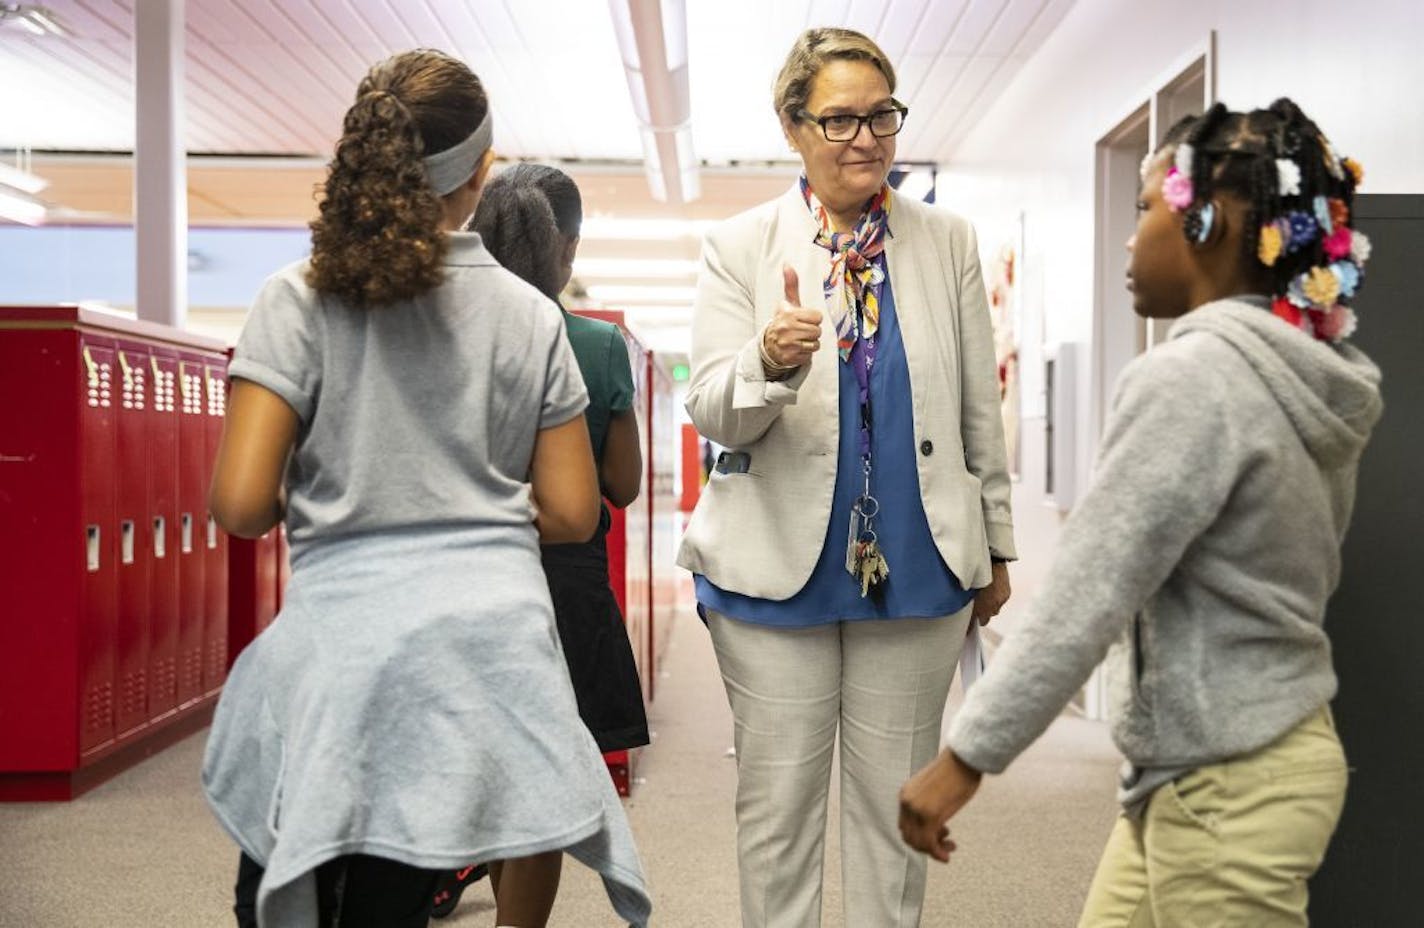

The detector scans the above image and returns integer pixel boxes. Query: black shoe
[430,863,488,918]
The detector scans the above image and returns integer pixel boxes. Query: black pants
[234,852,441,927]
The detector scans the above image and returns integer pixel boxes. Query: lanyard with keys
[843,305,889,597]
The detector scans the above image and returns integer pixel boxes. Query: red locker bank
[0,306,232,800]
[572,309,678,795]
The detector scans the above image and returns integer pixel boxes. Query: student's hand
[761,266,824,372]
[899,748,983,862]
[972,561,1011,626]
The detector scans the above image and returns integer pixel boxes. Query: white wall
[934,0,1423,695]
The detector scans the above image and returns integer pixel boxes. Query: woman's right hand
[761,266,824,374]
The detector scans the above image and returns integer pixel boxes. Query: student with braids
[202,50,650,928]
[900,98,1382,926]
[427,164,650,920]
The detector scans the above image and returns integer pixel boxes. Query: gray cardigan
[948,299,1382,776]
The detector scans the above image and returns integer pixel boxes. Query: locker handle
[178,362,188,399]
[153,516,166,559]
[86,525,101,572]
[181,512,193,553]
[120,520,135,565]
[206,514,218,550]
[118,351,133,386]
[82,347,98,379]
[151,356,162,380]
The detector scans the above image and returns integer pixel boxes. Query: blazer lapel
[885,197,933,423]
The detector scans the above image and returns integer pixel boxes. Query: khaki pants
[1079,707,1348,927]
[708,607,971,928]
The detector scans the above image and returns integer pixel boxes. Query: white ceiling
[2,0,1075,162]
[0,0,1077,354]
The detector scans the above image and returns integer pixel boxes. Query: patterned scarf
[800,176,892,360]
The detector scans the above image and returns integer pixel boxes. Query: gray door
[1309,194,1424,925]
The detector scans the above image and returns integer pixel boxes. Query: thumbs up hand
[761,265,825,375]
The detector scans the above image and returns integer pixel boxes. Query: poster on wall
[988,222,1023,478]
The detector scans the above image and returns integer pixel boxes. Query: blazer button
[920,440,934,456]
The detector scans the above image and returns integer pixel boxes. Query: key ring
[854,494,880,519]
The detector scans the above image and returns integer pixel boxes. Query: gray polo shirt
[229,232,589,556]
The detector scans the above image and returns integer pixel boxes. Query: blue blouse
[696,269,975,626]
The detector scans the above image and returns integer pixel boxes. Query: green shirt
[561,309,635,460]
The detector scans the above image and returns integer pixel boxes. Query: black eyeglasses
[795,102,909,142]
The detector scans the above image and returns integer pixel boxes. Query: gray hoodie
[947,298,1383,782]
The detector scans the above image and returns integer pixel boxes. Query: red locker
[113,342,153,739]
[202,360,230,693]
[0,308,226,800]
[175,354,208,706]
[147,347,181,721]
[227,529,279,667]
[77,338,119,757]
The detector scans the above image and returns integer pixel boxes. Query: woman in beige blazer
[676,27,1016,928]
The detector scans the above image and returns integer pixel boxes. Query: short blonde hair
[772,28,897,121]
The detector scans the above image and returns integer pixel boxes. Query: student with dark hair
[203,50,650,928]
[900,98,1381,926]
[427,164,650,920]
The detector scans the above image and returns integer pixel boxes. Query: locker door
[147,349,180,720]
[0,328,82,770]
[113,343,152,738]
[202,359,230,693]
[78,338,118,757]
[175,356,207,705]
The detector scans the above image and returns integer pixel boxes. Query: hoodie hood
[1171,299,1383,468]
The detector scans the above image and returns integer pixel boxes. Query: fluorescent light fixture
[580,217,715,241]
[573,258,699,278]
[0,162,47,194]
[660,0,687,71]
[0,4,70,37]
[587,284,698,304]
[607,0,699,203]
[0,187,47,225]
[615,304,694,316]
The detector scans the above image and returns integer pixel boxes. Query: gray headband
[423,109,493,196]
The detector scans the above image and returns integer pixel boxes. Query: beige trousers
[1079,707,1348,927]
[708,607,972,928]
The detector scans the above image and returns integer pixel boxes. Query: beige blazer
[676,185,1016,601]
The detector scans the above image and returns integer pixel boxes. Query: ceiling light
[0,187,47,225]
[0,4,70,37]
[607,0,699,204]
[0,162,47,194]
[586,284,697,303]
[573,258,699,278]
[580,217,715,241]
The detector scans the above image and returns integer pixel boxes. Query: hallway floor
[0,609,1121,927]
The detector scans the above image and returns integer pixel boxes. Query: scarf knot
[800,176,891,360]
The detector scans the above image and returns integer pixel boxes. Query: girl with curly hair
[203,49,650,928]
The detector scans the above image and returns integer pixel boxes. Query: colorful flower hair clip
[1285,211,1319,253]
[1313,195,1333,235]
[1316,305,1358,343]
[1330,260,1361,298]
[1300,266,1341,308]
[1277,159,1302,197]
[1320,134,1345,181]
[1328,198,1350,227]
[1162,167,1194,212]
[1341,157,1365,187]
[1322,226,1353,262]
[1350,230,1372,264]
[1257,222,1284,267]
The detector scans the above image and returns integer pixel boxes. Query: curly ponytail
[307,50,488,307]
[470,164,583,301]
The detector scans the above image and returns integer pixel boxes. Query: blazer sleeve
[684,221,810,449]
[954,220,1017,561]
